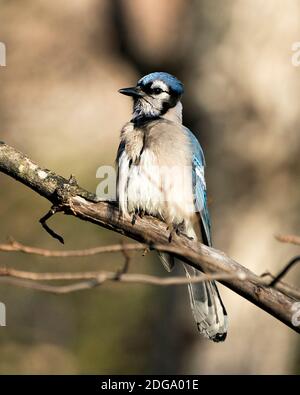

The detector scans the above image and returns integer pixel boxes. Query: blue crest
[138,72,184,95]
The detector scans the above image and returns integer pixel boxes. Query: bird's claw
[168,221,193,242]
[131,213,137,225]
[168,221,184,242]
[131,209,145,225]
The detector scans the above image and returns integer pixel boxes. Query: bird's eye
[153,87,163,95]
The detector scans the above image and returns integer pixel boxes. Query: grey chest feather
[117,120,195,224]
[123,123,145,165]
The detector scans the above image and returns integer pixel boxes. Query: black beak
[118,86,143,98]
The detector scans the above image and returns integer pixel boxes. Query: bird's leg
[175,220,186,236]
[168,227,175,243]
[167,222,183,242]
[131,213,137,225]
[139,209,145,219]
[168,221,194,242]
[131,208,145,225]
[131,208,139,225]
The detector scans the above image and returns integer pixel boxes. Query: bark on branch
[0,142,299,333]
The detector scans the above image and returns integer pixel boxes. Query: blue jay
[116,72,228,342]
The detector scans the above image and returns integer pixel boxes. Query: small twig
[0,239,149,258]
[39,206,64,244]
[114,242,132,280]
[120,242,131,274]
[0,277,101,294]
[0,266,247,294]
[260,272,300,300]
[275,234,300,246]
[2,239,300,298]
[269,256,300,287]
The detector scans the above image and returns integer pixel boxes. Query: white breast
[118,148,195,225]
[118,149,162,216]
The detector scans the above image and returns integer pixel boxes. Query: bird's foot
[131,212,137,225]
[167,221,185,242]
[131,209,145,225]
[167,221,194,242]
[139,209,145,219]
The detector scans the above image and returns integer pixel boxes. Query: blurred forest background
[0,0,300,374]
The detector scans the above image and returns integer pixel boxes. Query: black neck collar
[131,114,161,127]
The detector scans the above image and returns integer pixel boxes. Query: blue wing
[185,129,212,246]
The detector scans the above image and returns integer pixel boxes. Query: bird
[116,72,228,342]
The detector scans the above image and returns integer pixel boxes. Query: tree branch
[0,266,246,293]
[0,238,151,257]
[1,239,300,299]
[0,142,299,333]
[269,256,300,287]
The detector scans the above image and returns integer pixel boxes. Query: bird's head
[119,72,184,121]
